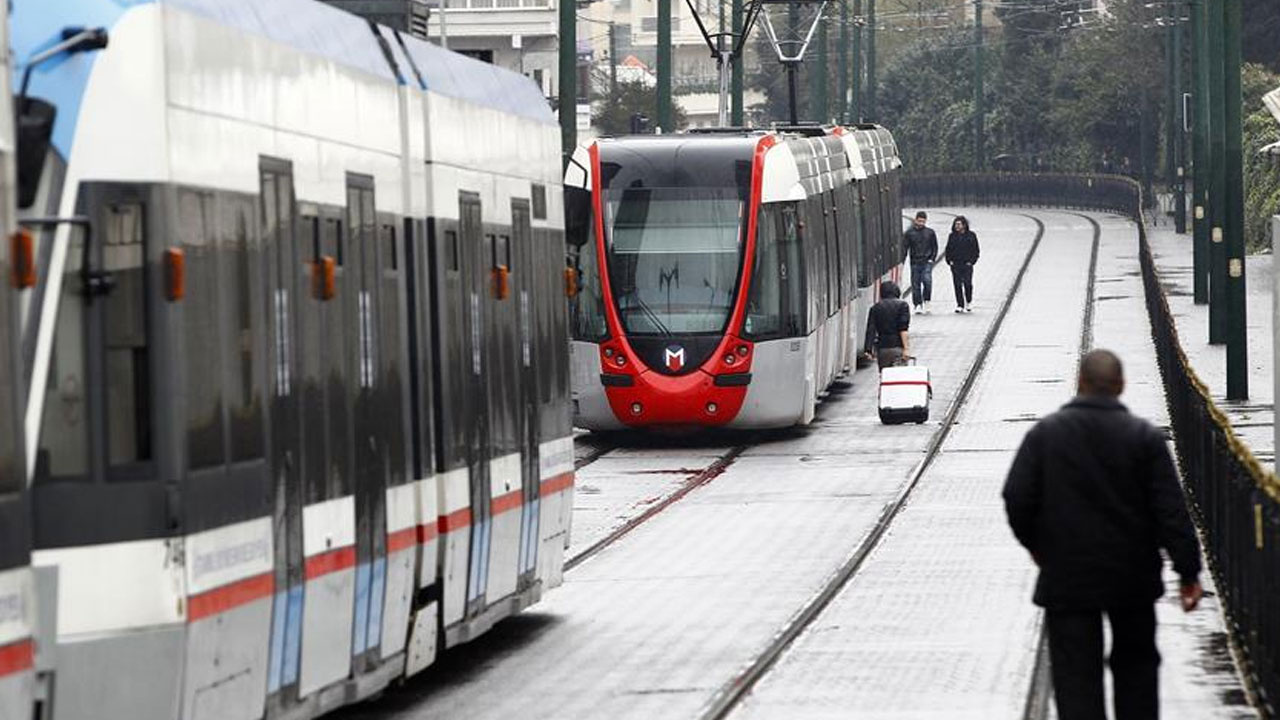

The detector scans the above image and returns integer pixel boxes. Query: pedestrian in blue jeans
[902,211,938,313]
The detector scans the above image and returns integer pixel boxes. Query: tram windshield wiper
[620,288,671,336]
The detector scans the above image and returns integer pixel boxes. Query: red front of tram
[565,134,775,430]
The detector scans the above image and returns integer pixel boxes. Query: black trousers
[951,262,974,307]
[1047,605,1160,720]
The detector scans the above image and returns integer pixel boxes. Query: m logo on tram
[664,346,686,372]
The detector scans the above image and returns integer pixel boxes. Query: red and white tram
[565,125,903,430]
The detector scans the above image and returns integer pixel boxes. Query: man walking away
[902,211,938,313]
[944,216,980,313]
[1003,350,1204,720]
[867,280,911,369]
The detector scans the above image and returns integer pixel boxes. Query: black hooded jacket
[945,230,980,265]
[1003,396,1202,610]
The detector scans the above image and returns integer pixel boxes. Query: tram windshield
[604,187,744,335]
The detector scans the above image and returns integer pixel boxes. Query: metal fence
[904,172,1280,717]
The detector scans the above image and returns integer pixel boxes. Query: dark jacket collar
[1065,394,1128,412]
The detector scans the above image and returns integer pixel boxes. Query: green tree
[592,80,688,134]
[1241,63,1280,250]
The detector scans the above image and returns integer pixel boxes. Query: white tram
[565,125,903,430]
[9,1,573,718]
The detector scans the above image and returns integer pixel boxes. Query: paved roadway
[333,210,1253,720]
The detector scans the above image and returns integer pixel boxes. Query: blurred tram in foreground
[9,0,572,718]
[0,0,34,715]
[565,126,903,431]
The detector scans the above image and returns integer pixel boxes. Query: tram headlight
[736,344,749,358]
[631,402,643,415]
[724,353,736,365]
[706,402,718,414]
[614,354,626,367]
[604,347,614,358]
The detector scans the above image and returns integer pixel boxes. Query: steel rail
[699,212,1051,720]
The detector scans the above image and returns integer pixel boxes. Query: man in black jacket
[1003,350,1203,720]
[867,280,910,369]
[902,211,938,313]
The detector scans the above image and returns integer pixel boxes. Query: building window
[457,49,494,64]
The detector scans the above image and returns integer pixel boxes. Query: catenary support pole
[1208,0,1227,344]
[1173,0,1186,233]
[657,0,673,132]
[1273,215,1279,460]
[974,0,984,169]
[558,0,576,163]
[1223,0,1247,398]
[838,0,848,123]
[737,0,747,122]
[866,0,876,121]
[1165,8,1176,199]
[732,0,744,125]
[816,8,828,121]
[851,0,862,121]
[609,22,618,103]
[1191,0,1209,302]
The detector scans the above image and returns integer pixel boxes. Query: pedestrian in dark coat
[902,211,938,312]
[1003,349,1204,720]
[944,216,980,312]
[866,281,911,369]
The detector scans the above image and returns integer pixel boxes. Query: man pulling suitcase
[867,281,931,424]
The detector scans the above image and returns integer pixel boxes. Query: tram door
[460,194,492,615]
[260,160,305,704]
[512,199,540,591]
[346,178,390,668]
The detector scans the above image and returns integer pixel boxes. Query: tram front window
[605,187,743,335]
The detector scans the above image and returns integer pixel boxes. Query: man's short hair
[915,211,928,219]
[1079,349,1124,396]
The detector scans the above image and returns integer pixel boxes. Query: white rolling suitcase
[879,360,931,425]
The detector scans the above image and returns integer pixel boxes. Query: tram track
[565,443,748,571]
[565,211,962,567]
[1022,210,1102,720]
[698,212,1053,720]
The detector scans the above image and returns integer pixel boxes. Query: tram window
[102,202,153,471]
[383,223,398,271]
[445,230,459,273]
[495,235,510,269]
[565,185,606,341]
[36,226,91,482]
[743,203,803,340]
[181,191,225,470]
[531,184,547,220]
[230,195,264,463]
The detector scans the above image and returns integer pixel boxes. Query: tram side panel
[0,0,32,712]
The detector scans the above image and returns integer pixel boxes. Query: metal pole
[439,0,449,49]
[816,8,828,122]
[1173,2,1187,234]
[1208,0,1227,344]
[657,0,673,132]
[1223,0,1247,399]
[1165,8,1176,198]
[786,62,799,124]
[1191,0,1209,303]
[732,0,744,125]
[1272,214,1280,462]
[866,0,876,120]
[851,0,862,121]
[558,0,575,163]
[974,0,984,170]
[838,0,848,123]
[609,22,618,102]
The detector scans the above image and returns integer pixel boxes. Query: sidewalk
[1146,227,1275,468]
[1086,215,1254,718]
